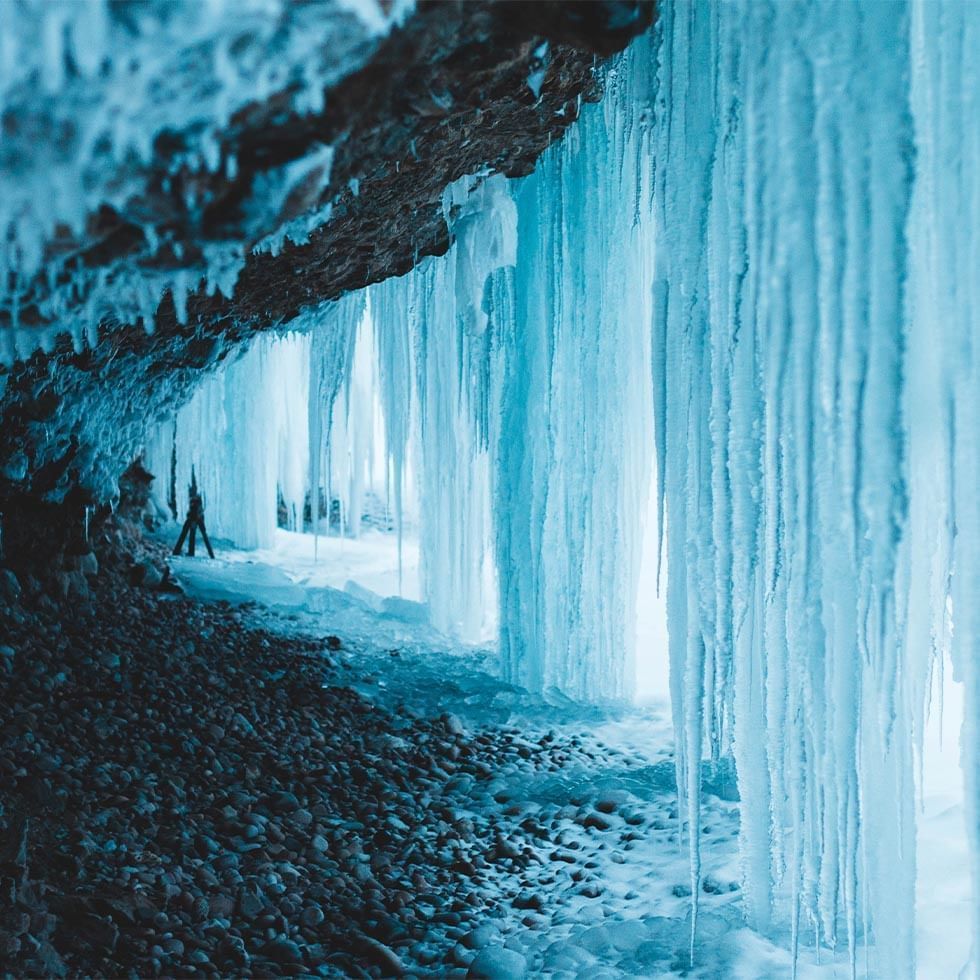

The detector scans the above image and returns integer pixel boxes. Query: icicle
[372,275,415,585]
[908,0,980,964]
[0,0,394,367]
[487,35,656,702]
[307,293,364,557]
[653,1,924,972]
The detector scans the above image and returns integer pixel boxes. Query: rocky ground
[0,516,749,980]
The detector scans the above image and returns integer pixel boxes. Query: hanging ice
[486,45,656,702]
[147,47,657,684]
[143,5,980,973]
[0,0,411,366]
[653,0,980,974]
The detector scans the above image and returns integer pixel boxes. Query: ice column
[167,331,310,549]
[369,175,518,643]
[908,0,980,962]
[489,37,656,702]
[307,292,364,550]
[146,297,362,550]
[654,1,916,971]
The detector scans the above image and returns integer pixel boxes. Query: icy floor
[163,527,971,978]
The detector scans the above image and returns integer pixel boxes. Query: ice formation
[145,2,980,972]
[149,41,656,691]
[654,1,977,974]
[0,0,410,366]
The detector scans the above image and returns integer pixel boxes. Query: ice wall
[909,0,980,962]
[147,296,365,550]
[343,53,659,681]
[487,41,656,701]
[653,0,980,973]
[146,45,658,686]
[655,0,913,967]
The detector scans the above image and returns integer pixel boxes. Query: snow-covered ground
[207,525,424,606]
[162,523,973,978]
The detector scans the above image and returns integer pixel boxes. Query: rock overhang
[0,0,653,507]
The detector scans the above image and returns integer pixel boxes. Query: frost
[526,69,546,100]
[0,0,402,366]
[249,146,336,257]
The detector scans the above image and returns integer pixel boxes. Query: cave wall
[0,0,653,516]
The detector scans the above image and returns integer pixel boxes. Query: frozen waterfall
[144,2,980,974]
[655,0,978,975]
[147,37,657,698]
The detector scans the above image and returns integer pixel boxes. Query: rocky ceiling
[0,0,653,509]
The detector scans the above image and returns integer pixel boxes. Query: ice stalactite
[0,0,409,366]
[146,44,658,681]
[308,293,374,537]
[368,175,517,644]
[487,37,656,702]
[368,53,658,671]
[651,0,980,973]
[137,3,980,969]
[145,297,364,550]
[307,292,365,553]
[164,331,311,550]
[372,274,417,587]
[908,0,980,962]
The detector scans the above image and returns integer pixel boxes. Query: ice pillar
[654,1,916,971]
[489,37,656,702]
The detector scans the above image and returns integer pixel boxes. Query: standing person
[172,472,215,559]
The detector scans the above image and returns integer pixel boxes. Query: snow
[163,529,853,978]
[163,495,968,978]
[916,656,971,979]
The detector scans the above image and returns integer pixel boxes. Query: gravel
[0,530,602,978]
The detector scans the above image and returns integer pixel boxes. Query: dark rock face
[0,0,653,509]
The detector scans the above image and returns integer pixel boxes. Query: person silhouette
[172,472,215,559]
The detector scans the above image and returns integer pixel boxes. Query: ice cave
[0,1,977,977]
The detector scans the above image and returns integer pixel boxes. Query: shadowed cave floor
[0,531,838,979]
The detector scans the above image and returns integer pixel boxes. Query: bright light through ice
[635,456,669,705]
[916,654,970,979]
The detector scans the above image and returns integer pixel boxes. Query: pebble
[300,906,325,929]
[0,526,693,980]
[462,923,500,950]
[263,937,303,964]
[468,945,528,980]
